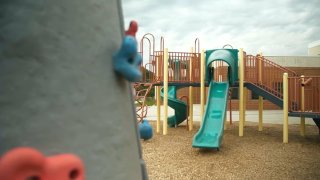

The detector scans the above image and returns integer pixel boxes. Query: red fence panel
[139,51,201,84]
[191,53,201,82]
[288,76,320,114]
[288,77,301,111]
[244,54,297,99]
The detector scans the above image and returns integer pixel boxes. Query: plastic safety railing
[141,51,201,84]
[288,76,320,113]
[166,52,200,83]
[244,54,297,99]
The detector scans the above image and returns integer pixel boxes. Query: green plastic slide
[160,86,188,127]
[192,81,229,149]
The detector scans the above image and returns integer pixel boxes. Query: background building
[308,40,320,56]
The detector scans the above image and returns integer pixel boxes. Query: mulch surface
[141,121,320,180]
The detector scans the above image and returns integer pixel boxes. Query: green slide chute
[160,86,188,127]
[192,81,229,149]
[192,48,238,149]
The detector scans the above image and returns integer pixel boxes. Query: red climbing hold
[0,147,85,180]
[125,20,138,37]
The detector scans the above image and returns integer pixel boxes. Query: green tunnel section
[205,49,239,85]
[192,81,229,148]
[160,86,188,127]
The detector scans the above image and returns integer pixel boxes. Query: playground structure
[136,33,320,144]
[2,0,318,178]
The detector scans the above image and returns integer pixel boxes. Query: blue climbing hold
[139,119,153,140]
[113,20,142,82]
[113,36,142,82]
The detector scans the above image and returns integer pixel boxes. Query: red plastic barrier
[0,147,85,180]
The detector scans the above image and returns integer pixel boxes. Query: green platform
[192,81,229,149]
[160,86,187,127]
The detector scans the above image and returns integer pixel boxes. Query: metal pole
[200,49,206,126]
[163,48,169,135]
[300,75,305,136]
[189,47,194,131]
[239,48,244,136]
[156,56,161,133]
[283,73,289,143]
[258,53,263,131]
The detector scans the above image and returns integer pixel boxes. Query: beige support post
[239,48,244,136]
[156,56,161,133]
[283,73,289,143]
[258,53,263,131]
[200,49,205,125]
[189,47,194,131]
[224,112,227,130]
[156,86,161,133]
[300,75,305,136]
[243,88,247,126]
[258,96,263,131]
[163,48,169,135]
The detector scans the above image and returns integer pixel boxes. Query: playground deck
[142,121,320,180]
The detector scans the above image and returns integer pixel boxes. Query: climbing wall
[0,0,147,179]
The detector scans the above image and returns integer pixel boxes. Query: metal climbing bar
[139,51,164,83]
[134,83,154,122]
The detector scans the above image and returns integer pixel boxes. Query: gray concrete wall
[0,0,145,179]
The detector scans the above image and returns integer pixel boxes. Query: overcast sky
[122,0,319,56]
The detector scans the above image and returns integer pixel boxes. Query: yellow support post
[258,96,263,131]
[156,86,161,133]
[163,48,169,135]
[239,48,244,137]
[283,73,289,143]
[258,53,263,131]
[156,56,161,133]
[243,88,247,126]
[300,75,305,136]
[224,112,227,130]
[200,49,205,126]
[189,47,194,131]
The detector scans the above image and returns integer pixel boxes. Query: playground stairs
[313,118,320,134]
[244,54,293,108]
[244,54,320,133]
[245,82,283,108]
